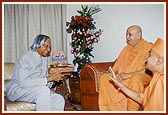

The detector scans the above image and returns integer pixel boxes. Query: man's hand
[47,72,64,82]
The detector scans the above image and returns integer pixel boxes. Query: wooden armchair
[80,62,115,111]
[80,61,153,111]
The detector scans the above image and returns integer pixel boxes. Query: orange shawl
[113,39,153,73]
[99,39,153,111]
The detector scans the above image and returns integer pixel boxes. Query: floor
[65,99,82,111]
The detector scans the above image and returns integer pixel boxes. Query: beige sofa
[4,63,36,111]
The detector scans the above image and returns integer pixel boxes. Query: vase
[77,62,83,76]
[77,67,81,76]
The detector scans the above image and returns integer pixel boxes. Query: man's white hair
[30,34,51,51]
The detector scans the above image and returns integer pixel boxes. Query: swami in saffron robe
[140,72,164,111]
[99,39,153,111]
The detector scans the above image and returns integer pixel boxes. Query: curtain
[4,4,67,64]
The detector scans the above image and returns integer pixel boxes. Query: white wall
[66,3,165,68]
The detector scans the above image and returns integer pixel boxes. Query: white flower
[77,53,85,58]
[79,32,82,35]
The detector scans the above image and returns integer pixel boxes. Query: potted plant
[66,5,103,73]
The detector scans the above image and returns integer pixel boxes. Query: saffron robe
[99,39,153,111]
[140,72,164,111]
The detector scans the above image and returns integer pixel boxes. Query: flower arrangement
[66,5,102,71]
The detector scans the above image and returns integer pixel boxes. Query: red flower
[71,16,75,20]
[70,21,76,26]
[76,16,81,21]
[67,29,72,33]
[66,22,70,27]
[91,23,95,27]
[82,23,87,27]
[71,33,77,39]
[83,16,87,22]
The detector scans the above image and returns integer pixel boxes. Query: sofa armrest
[80,62,115,110]
[80,62,115,92]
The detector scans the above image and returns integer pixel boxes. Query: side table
[48,65,75,99]
[69,72,81,104]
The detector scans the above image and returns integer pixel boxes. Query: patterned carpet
[53,80,82,111]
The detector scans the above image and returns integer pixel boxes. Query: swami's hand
[108,66,141,104]
[109,66,122,83]
[109,66,124,89]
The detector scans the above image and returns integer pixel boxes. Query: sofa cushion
[4,96,36,111]
[4,63,15,80]
[4,63,15,92]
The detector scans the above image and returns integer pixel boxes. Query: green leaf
[87,7,92,14]
[88,52,94,58]
[77,10,84,15]
[90,8,102,16]
[73,59,77,66]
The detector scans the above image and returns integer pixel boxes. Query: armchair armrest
[80,62,115,111]
[81,62,114,92]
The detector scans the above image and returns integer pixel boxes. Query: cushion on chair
[4,63,15,80]
[4,96,36,111]
[4,63,15,92]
